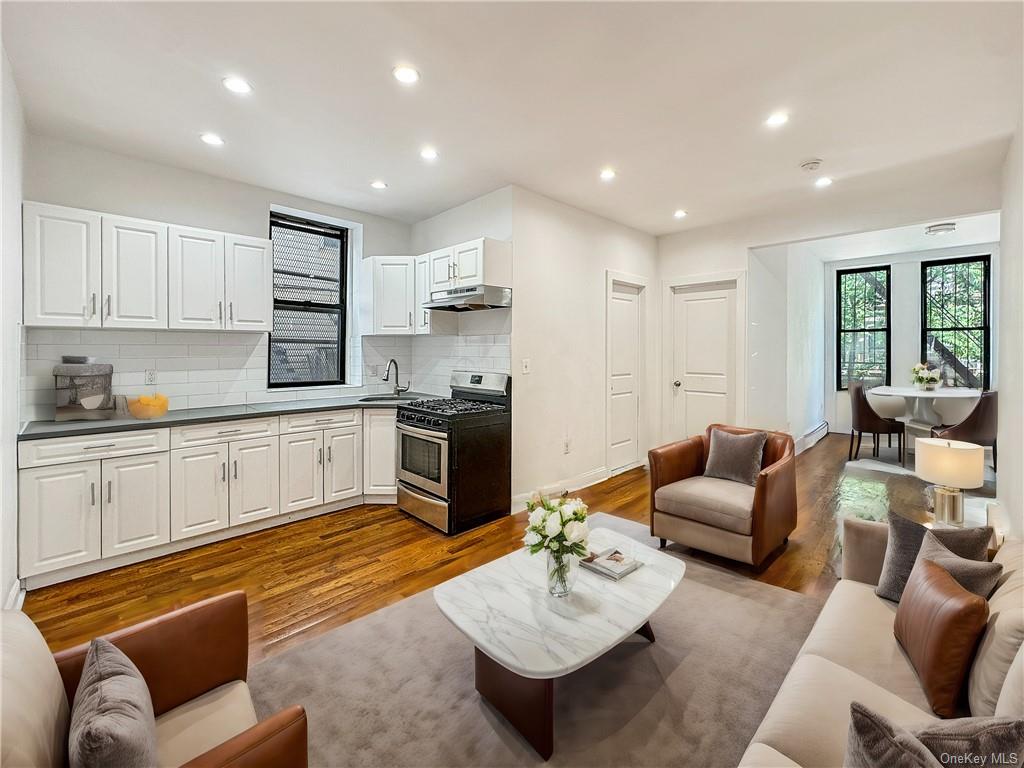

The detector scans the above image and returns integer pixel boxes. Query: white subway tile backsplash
[188,392,247,409]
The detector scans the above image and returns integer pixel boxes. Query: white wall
[786,248,826,442]
[1,49,25,606]
[998,124,1023,538]
[746,245,788,431]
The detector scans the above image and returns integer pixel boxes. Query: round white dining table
[869,385,982,425]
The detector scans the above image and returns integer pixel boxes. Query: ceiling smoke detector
[925,222,957,236]
[800,159,824,173]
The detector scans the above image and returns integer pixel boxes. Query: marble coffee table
[433,527,685,760]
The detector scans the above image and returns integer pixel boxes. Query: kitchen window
[268,212,348,387]
[921,255,990,389]
[836,266,891,390]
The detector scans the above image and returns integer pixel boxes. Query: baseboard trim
[512,466,614,509]
[795,421,829,454]
[4,579,25,610]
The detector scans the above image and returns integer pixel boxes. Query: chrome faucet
[382,358,410,396]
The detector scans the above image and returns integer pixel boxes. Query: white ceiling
[3,2,1021,236]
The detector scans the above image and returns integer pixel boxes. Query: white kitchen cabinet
[363,409,397,496]
[415,256,431,334]
[280,431,324,514]
[229,436,280,525]
[101,215,168,329]
[420,238,512,296]
[225,235,273,332]
[325,425,362,502]
[22,202,103,327]
[169,226,225,330]
[18,460,102,576]
[360,256,415,335]
[101,452,170,558]
[428,247,455,293]
[453,240,484,287]
[170,444,229,541]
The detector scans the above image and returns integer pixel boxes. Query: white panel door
[373,257,414,334]
[229,436,280,525]
[101,453,171,558]
[415,256,430,334]
[363,409,397,495]
[670,284,736,440]
[18,460,101,576]
[428,248,454,293]
[453,239,483,287]
[23,202,102,327]
[279,431,324,514]
[170,444,229,541]
[225,235,273,332]
[325,425,362,502]
[101,215,168,328]
[169,226,225,330]
[607,282,641,472]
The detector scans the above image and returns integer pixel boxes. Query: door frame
[661,270,747,445]
[606,270,650,475]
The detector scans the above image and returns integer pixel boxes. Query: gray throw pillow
[703,428,767,487]
[68,638,157,768]
[846,701,1024,768]
[916,531,1003,598]
[875,513,993,602]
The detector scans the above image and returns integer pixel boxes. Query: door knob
[673,380,682,387]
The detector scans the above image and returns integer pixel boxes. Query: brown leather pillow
[895,559,990,718]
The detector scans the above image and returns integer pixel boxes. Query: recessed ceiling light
[222,76,252,95]
[393,66,420,85]
[674,209,688,220]
[200,132,224,146]
[370,180,388,190]
[600,167,616,181]
[765,111,789,128]
[815,176,833,188]
[420,145,438,161]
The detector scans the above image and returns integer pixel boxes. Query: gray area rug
[249,514,823,767]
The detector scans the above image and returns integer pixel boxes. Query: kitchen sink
[358,395,420,402]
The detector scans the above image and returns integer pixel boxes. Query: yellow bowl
[127,395,169,420]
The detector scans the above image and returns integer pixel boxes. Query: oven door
[396,422,449,499]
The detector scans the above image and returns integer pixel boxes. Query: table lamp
[915,438,985,525]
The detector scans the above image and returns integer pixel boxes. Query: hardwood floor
[22,434,929,661]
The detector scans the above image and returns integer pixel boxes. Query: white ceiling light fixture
[420,145,438,161]
[815,176,833,188]
[222,76,252,95]
[600,167,616,181]
[200,132,224,146]
[925,222,957,235]
[673,209,687,219]
[392,65,420,85]
[765,110,789,128]
[370,180,388,190]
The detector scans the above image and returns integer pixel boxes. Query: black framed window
[836,266,891,390]
[268,212,347,387]
[921,255,990,389]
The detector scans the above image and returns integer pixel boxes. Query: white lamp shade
[915,438,985,489]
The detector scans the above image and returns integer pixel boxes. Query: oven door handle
[397,422,449,442]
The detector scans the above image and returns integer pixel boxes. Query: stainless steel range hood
[423,285,511,311]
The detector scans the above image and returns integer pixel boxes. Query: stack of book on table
[581,547,642,581]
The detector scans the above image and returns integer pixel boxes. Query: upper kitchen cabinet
[422,238,512,294]
[225,235,274,332]
[360,256,415,335]
[414,255,456,335]
[169,226,225,330]
[23,202,102,327]
[101,215,168,329]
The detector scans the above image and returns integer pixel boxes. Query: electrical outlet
[144,369,157,385]
[521,358,531,375]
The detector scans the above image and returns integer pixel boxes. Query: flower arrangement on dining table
[523,495,590,596]
[911,363,942,390]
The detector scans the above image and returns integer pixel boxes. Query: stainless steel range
[396,371,511,534]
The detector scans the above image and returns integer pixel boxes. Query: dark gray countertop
[18,393,432,441]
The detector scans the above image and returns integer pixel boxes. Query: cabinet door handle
[91,292,97,317]
[233,460,238,479]
[327,446,332,463]
[106,480,112,504]
[217,428,242,435]
[105,295,111,318]
[318,447,323,466]
[84,443,117,450]
[90,482,96,506]
[218,301,223,323]
[229,302,234,321]
[408,311,413,327]
[314,418,332,424]
[221,462,226,482]
[423,310,427,325]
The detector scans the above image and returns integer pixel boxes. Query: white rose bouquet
[523,495,589,596]
[911,363,941,388]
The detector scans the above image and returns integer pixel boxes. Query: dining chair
[932,391,998,471]
[849,380,905,465]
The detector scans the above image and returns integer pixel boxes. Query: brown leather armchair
[849,380,905,464]
[932,390,998,471]
[2,591,307,768]
[648,424,796,567]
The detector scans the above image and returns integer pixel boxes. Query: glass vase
[546,550,579,597]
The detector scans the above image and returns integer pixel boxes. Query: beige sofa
[738,518,1024,767]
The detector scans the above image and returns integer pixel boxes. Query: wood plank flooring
[22,434,928,661]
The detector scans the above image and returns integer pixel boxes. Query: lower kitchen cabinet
[170,444,229,541]
[18,460,102,577]
[229,436,280,525]
[280,431,324,514]
[101,453,171,558]
[325,425,362,502]
[363,409,397,495]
